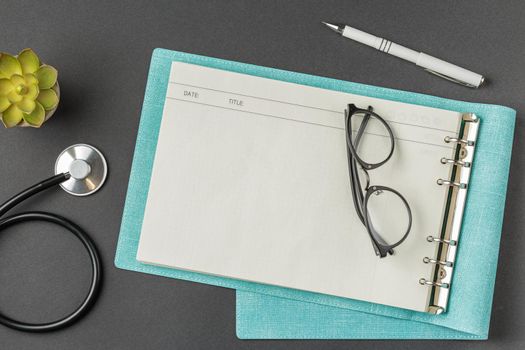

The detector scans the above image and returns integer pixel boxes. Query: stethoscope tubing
[0,173,102,332]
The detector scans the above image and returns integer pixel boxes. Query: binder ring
[423,257,453,267]
[444,136,475,146]
[440,157,471,168]
[426,235,457,246]
[419,278,450,288]
[437,179,467,189]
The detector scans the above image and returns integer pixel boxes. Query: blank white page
[136,62,462,312]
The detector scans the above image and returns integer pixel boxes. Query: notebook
[115,49,515,339]
[135,60,477,314]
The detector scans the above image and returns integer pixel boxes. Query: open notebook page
[136,61,461,312]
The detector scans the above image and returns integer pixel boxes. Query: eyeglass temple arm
[345,105,374,224]
[353,105,373,147]
[346,106,394,257]
[348,155,365,222]
[348,151,383,256]
[345,108,366,222]
[346,107,384,256]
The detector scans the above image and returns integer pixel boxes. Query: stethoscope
[0,144,106,332]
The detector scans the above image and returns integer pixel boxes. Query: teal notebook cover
[115,48,516,340]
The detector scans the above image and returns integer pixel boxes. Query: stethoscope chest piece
[55,144,108,196]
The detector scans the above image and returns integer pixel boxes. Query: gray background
[0,0,523,349]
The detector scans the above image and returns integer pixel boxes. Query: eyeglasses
[344,104,412,258]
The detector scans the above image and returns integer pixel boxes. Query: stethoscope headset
[0,144,106,332]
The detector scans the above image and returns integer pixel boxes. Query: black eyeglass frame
[344,104,412,258]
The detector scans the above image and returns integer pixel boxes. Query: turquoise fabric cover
[115,48,516,340]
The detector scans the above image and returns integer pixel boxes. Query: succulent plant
[0,49,59,128]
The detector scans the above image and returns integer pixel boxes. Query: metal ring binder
[419,278,449,288]
[440,157,471,168]
[436,178,467,189]
[423,257,453,267]
[426,235,457,246]
[419,113,479,314]
[444,136,475,146]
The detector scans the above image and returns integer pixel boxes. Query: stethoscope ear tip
[55,144,108,196]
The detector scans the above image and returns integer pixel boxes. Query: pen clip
[424,68,481,88]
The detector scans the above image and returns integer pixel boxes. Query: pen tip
[321,21,343,34]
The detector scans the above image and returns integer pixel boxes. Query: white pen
[322,22,485,88]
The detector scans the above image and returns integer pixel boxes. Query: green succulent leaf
[0,78,14,96]
[37,89,59,110]
[16,97,36,114]
[10,74,25,87]
[23,101,45,127]
[18,49,40,75]
[7,90,23,103]
[26,84,40,100]
[0,96,10,112]
[35,65,57,90]
[23,73,38,87]
[2,104,24,127]
[0,53,22,79]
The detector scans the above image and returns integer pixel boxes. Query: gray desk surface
[1,1,523,349]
